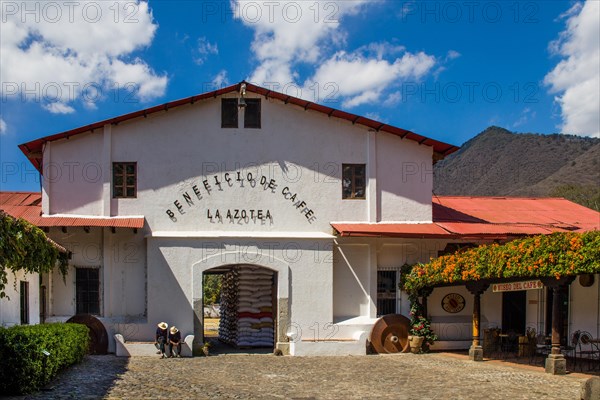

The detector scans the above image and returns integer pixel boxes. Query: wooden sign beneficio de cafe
[492,280,543,293]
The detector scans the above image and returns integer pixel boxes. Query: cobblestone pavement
[8,352,592,400]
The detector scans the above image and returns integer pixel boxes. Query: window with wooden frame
[76,267,100,315]
[221,98,239,128]
[244,98,261,128]
[342,164,366,199]
[113,162,136,198]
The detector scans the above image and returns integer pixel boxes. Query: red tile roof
[0,192,144,229]
[3,192,597,237]
[332,196,600,239]
[19,82,459,172]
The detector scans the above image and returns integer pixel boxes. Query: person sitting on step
[168,326,182,358]
[155,322,169,358]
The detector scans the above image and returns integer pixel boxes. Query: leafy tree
[203,274,222,305]
[0,212,68,298]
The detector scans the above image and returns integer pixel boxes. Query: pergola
[402,231,600,375]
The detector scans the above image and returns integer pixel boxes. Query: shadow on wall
[145,247,197,343]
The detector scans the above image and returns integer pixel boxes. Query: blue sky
[1,0,599,192]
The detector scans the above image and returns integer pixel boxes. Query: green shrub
[0,323,90,394]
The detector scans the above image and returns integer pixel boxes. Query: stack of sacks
[218,269,239,345]
[236,267,274,347]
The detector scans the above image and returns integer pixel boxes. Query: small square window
[244,99,261,128]
[221,98,239,128]
[113,162,136,198]
[342,164,366,199]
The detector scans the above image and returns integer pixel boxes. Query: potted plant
[408,295,438,353]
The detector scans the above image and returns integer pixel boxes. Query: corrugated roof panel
[332,223,452,238]
[435,223,563,236]
[0,191,144,229]
[433,196,600,228]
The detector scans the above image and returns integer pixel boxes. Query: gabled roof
[19,81,459,172]
[0,192,144,229]
[332,196,600,239]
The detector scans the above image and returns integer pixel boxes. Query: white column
[102,124,112,216]
[367,131,377,222]
[102,228,112,317]
[368,241,378,318]
[42,141,51,214]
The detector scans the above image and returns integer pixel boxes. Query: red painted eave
[36,216,145,229]
[332,223,453,238]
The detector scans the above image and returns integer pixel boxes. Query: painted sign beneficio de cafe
[165,169,317,224]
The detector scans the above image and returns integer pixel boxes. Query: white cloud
[212,70,229,87]
[233,1,438,109]
[383,92,401,107]
[446,50,461,61]
[195,37,219,65]
[307,50,436,108]
[43,102,76,114]
[365,112,383,122]
[0,1,167,113]
[0,117,7,134]
[544,1,600,137]
[232,0,370,85]
[513,107,536,128]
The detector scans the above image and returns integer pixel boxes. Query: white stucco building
[2,82,599,356]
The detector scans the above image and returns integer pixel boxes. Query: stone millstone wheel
[66,314,109,355]
[369,314,411,354]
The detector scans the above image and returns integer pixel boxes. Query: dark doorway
[377,271,397,316]
[545,286,569,345]
[502,291,526,334]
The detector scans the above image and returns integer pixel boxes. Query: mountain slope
[433,127,600,210]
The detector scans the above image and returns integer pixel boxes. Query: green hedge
[0,323,90,394]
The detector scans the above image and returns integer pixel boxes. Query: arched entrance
[192,254,290,355]
[203,265,277,353]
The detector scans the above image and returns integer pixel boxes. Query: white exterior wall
[36,91,598,355]
[0,270,40,327]
[145,237,333,343]
[45,94,431,228]
[39,93,436,353]
[45,227,146,352]
[376,133,433,222]
[45,132,104,215]
[570,274,600,338]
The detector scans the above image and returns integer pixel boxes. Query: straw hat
[170,326,179,334]
[157,322,168,330]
